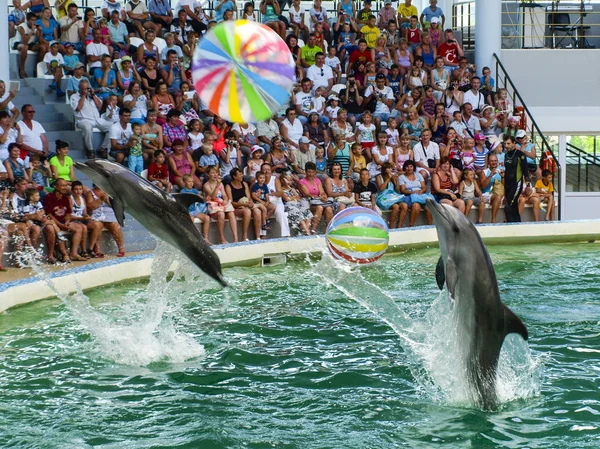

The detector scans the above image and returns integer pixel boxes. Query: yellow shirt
[534,179,554,195]
[55,0,76,19]
[353,155,367,171]
[360,25,380,49]
[397,4,418,21]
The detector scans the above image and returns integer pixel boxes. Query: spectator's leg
[477,200,485,223]
[18,44,28,78]
[56,67,65,97]
[530,195,540,222]
[66,222,83,259]
[389,203,400,228]
[87,221,103,255]
[323,205,334,225]
[409,203,421,227]
[226,211,238,242]
[105,222,125,255]
[43,225,57,262]
[214,211,227,244]
[30,224,41,246]
[464,199,473,218]
[490,194,502,223]
[310,205,323,233]
[398,202,409,227]
[76,119,96,155]
[251,207,261,240]
[274,203,290,237]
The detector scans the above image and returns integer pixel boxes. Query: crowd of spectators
[0,0,557,268]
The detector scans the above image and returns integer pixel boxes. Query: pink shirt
[299,177,321,197]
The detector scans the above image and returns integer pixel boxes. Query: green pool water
[0,243,599,448]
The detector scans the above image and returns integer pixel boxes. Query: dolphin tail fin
[172,193,205,211]
[503,304,528,341]
[111,197,126,227]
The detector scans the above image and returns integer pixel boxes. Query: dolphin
[75,160,227,287]
[426,198,528,410]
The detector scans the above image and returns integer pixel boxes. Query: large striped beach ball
[326,207,389,265]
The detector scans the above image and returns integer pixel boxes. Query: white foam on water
[312,252,543,409]
[17,241,207,366]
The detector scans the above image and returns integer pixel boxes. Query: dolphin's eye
[453,225,460,233]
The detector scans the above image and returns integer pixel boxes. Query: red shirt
[43,192,72,224]
[148,162,169,180]
[406,27,421,45]
[349,49,373,67]
[438,42,459,65]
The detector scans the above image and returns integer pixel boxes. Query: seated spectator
[58,3,84,53]
[210,116,229,155]
[9,0,27,39]
[266,137,293,174]
[279,172,312,236]
[70,81,110,159]
[160,50,188,95]
[301,33,323,68]
[0,112,21,162]
[307,52,334,94]
[219,135,242,180]
[261,163,291,237]
[116,57,141,96]
[182,30,198,74]
[102,0,127,22]
[477,154,503,223]
[438,29,464,69]
[0,81,20,123]
[432,156,465,212]
[365,73,394,127]
[292,136,317,177]
[4,143,30,185]
[43,178,88,262]
[353,167,379,211]
[204,165,238,244]
[231,121,258,159]
[29,153,50,190]
[304,112,329,149]
[18,104,48,159]
[398,159,434,226]
[86,184,125,258]
[299,161,334,234]
[162,109,186,152]
[91,54,118,100]
[458,167,485,224]
[86,29,111,71]
[534,169,555,221]
[66,62,88,96]
[412,128,439,180]
[401,106,428,147]
[148,0,174,30]
[280,108,304,150]
[139,56,163,96]
[81,7,98,45]
[168,138,200,189]
[126,0,161,37]
[15,12,45,79]
[196,142,219,177]
[141,109,163,160]
[147,149,171,191]
[49,140,76,183]
[152,82,175,125]
[256,114,280,152]
[136,30,160,69]
[170,9,194,46]
[108,10,130,57]
[325,161,355,210]
[178,0,208,35]
[479,105,500,137]
[109,107,133,164]
[177,82,201,125]
[376,162,408,228]
[36,7,59,49]
[160,32,183,63]
[0,185,29,270]
[294,78,315,125]
[260,0,285,39]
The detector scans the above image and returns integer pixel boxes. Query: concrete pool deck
[1,220,599,314]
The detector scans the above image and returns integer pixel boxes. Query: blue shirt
[92,68,117,99]
[148,0,172,16]
[199,153,219,167]
[108,20,128,44]
[422,6,444,22]
[67,75,89,93]
[180,187,207,215]
[63,54,80,70]
[216,0,235,21]
[251,183,269,201]
[36,17,58,41]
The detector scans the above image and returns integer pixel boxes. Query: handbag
[376,188,405,210]
[207,199,234,214]
[309,198,334,207]
[410,193,435,205]
[491,179,505,197]
[337,195,355,205]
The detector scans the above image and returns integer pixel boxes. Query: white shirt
[364,85,394,114]
[86,42,110,69]
[281,118,304,144]
[58,16,84,43]
[413,141,440,165]
[290,5,305,24]
[463,114,482,136]
[43,52,65,69]
[294,91,314,114]
[0,92,16,116]
[103,0,125,13]
[123,94,148,120]
[463,90,485,111]
[70,93,101,122]
[306,64,334,91]
[17,120,46,153]
[0,127,19,161]
[325,56,341,70]
[109,122,133,146]
[125,0,149,21]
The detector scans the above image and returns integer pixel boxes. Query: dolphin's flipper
[445,257,458,298]
[435,256,445,290]
[503,305,529,341]
[110,197,126,227]
[172,193,206,211]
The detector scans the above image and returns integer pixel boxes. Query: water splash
[312,251,542,409]
[16,242,208,366]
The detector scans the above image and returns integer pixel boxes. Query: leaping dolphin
[426,198,528,410]
[75,160,227,287]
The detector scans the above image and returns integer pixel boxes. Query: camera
[349,80,355,86]
[448,85,454,92]
[427,159,436,169]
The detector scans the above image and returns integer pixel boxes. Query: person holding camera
[364,73,394,128]
[160,49,188,95]
[438,29,464,69]
[338,74,366,126]
[413,128,439,181]
[431,156,465,213]
[70,80,112,159]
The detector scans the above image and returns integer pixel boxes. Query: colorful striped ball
[326,207,389,265]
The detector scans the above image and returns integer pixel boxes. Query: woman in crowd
[298,161,334,234]
[266,136,292,173]
[177,82,201,125]
[260,0,286,39]
[304,112,330,148]
[139,56,163,96]
[36,7,58,46]
[204,165,238,244]
[329,109,355,145]
[327,132,352,174]
[431,156,466,213]
[286,34,305,80]
[81,7,98,44]
[136,30,160,69]
[401,106,428,146]
[168,138,200,190]
[123,81,150,125]
[210,116,229,155]
[480,105,500,137]
[162,109,187,152]
[431,102,449,145]
[86,184,125,258]
[116,56,141,95]
[398,159,433,227]
[49,140,76,183]
[324,162,354,211]
[141,109,163,162]
[4,143,29,185]
[376,161,408,228]
[0,112,21,161]
[152,81,175,126]
[226,167,261,241]
[431,56,450,102]
[415,33,437,70]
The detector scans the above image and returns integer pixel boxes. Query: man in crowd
[17,105,48,159]
[294,78,314,125]
[365,73,394,127]
[0,81,20,122]
[413,128,440,181]
[461,103,482,136]
[307,52,334,94]
[149,0,174,30]
[86,29,111,70]
[438,29,464,69]
[58,3,84,53]
[300,33,323,69]
[70,80,112,159]
[292,136,317,177]
[110,108,134,164]
[397,0,418,25]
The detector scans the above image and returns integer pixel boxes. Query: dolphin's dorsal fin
[503,304,528,341]
[110,197,126,227]
[435,256,445,290]
[172,193,205,211]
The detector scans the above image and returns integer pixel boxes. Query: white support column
[0,5,9,83]
[558,134,567,221]
[475,0,501,78]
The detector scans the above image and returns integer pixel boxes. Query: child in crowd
[28,154,50,192]
[242,2,256,20]
[450,110,469,138]
[385,116,400,150]
[69,181,91,258]
[62,43,80,76]
[310,0,331,44]
[353,168,380,212]
[98,18,112,49]
[289,0,309,41]
[203,165,237,244]
[246,145,264,181]
[280,172,312,235]
[128,123,144,175]
[23,188,65,247]
[383,20,400,50]
[311,86,326,117]
[198,143,220,177]
[403,15,421,50]
[480,66,495,106]
[44,41,66,97]
[337,22,357,66]
[325,46,342,84]
[395,134,413,173]
[495,88,512,116]
[315,146,328,178]
[325,95,340,120]
[458,167,485,224]
[100,94,120,126]
[460,141,476,170]
[314,22,326,50]
[349,143,367,181]
[360,14,380,49]
[364,62,377,88]
[160,32,184,64]
[534,169,555,221]
[66,63,89,96]
[356,111,376,158]
[387,64,403,100]
[429,16,442,47]
[180,174,211,242]
[148,150,172,192]
[407,65,424,91]
[187,119,204,152]
[251,171,276,232]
